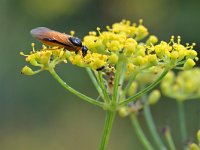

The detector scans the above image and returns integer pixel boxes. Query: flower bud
[108,53,119,64]
[21,66,35,75]
[146,35,158,45]
[127,82,138,96]
[148,54,158,65]
[183,58,196,70]
[135,25,148,41]
[171,51,179,60]
[39,51,51,65]
[119,107,130,117]
[148,90,161,105]
[187,50,198,59]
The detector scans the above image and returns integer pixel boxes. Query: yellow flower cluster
[21,44,109,74]
[21,44,69,75]
[161,68,200,101]
[83,20,197,79]
[21,20,198,77]
[83,20,149,55]
[84,21,154,79]
[151,36,197,70]
[68,51,108,70]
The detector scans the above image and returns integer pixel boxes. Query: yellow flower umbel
[161,68,200,101]
[20,20,199,107]
[84,21,197,83]
[21,20,197,79]
[21,19,198,108]
[152,36,197,70]
[21,43,109,74]
[21,44,69,75]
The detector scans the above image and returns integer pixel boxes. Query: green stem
[112,60,123,103]
[118,62,126,90]
[177,101,187,148]
[97,72,111,103]
[164,127,176,150]
[86,68,104,99]
[124,73,137,93]
[49,68,105,108]
[142,94,167,150]
[99,110,116,150]
[130,114,154,150]
[121,73,137,99]
[119,69,169,106]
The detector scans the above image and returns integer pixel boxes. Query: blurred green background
[0,0,200,149]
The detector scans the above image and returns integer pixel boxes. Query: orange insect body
[30,27,88,56]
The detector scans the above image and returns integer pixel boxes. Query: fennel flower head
[161,68,200,101]
[21,19,198,112]
[21,20,197,78]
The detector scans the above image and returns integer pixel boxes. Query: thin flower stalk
[178,101,187,150]
[99,110,116,150]
[49,68,105,108]
[112,59,123,103]
[120,69,169,106]
[86,67,104,100]
[130,113,154,150]
[142,93,167,150]
[97,71,111,103]
[163,127,177,150]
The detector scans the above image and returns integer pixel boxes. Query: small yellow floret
[135,25,148,41]
[127,82,138,96]
[124,38,137,56]
[108,53,119,64]
[119,107,130,117]
[70,30,75,36]
[171,51,179,60]
[148,54,157,65]
[183,58,196,70]
[146,35,158,45]
[148,90,161,105]
[21,66,35,75]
